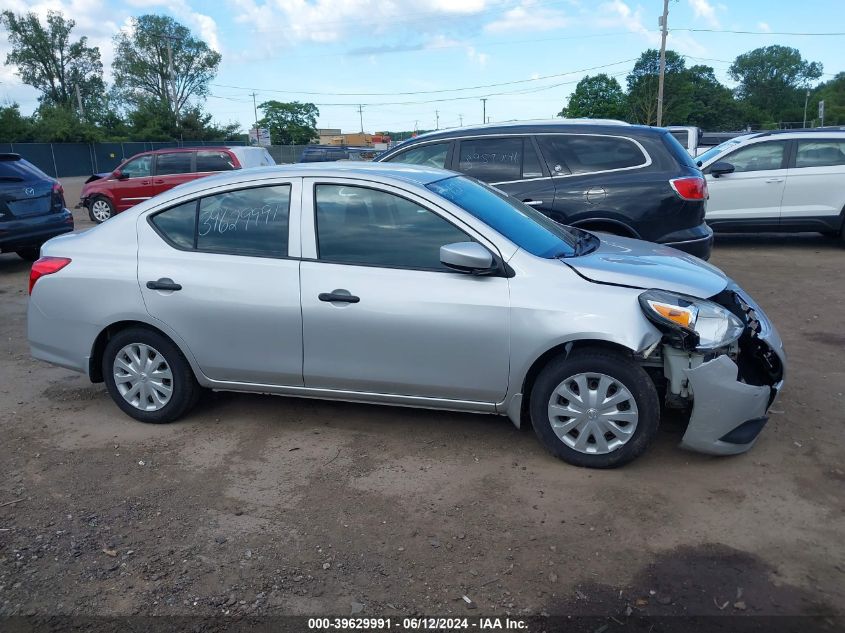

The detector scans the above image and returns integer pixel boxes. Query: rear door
[195,149,238,175]
[152,151,195,197]
[111,154,154,211]
[452,136,555,213]
[137,179,303,385]
[704,139,789,226]
[0,157,53,219]
[780,138,845,228]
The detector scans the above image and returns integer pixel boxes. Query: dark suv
[0,153,74,261]
[375,121,713,259]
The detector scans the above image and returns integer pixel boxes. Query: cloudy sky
[1,0,843,133]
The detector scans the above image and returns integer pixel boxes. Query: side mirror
[440,242,494,274]
[709,161,735,178]
[113,169,127,180]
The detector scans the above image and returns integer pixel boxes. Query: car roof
[138,146,234,155]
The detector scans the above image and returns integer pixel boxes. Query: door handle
[141,180,150,185]
[523,200,543,206]
[153,179,165,184]
[765,178,784,183]
[146,278,182,291]
[319,291,360,304]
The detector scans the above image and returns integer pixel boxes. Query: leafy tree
[0,103,33,141]
[684,65,744,131]
[810,72,845,125]
[30,104,103,142]
[259,101,319,145]
[729,45,822,124]
[112,14,221,125]
[558,74,628,120]
[626,49,692,126]
[0,10,104,116]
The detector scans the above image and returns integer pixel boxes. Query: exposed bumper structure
[679,285,786,456]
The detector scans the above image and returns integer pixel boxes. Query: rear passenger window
[198,185,290,257]
[458,138,522,182]
[151,201,196,249]
[388,143,450,168]
[795,140,845,168]
[537,135,648,175]
[156,152,193,175]
[196,151,236,172]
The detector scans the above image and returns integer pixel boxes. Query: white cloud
[484,1,570,34]
[125,0,221,51]
[596,1,650,37]
[757,21,771,32]
[689,0,720,28]
[465,45,489,67]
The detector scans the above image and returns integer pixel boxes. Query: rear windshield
[661,132,698,169]
[427,176,576,258]
[0,156,50,182]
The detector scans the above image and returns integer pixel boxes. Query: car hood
[564,233,728,298]
[84,172,112,184]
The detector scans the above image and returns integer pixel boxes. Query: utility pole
[803,89,810,127]
[481,98,487,124]
[459,114,463,126]
[251,92,259,130]
[656,0,670,127]
[357,104,364,133]
[435,110,440,130]
[164,35,179,127]
[75,84,85,119]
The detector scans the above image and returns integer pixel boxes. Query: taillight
[29,257,71,295]
[51,182,65,211]
[670,176,708,201]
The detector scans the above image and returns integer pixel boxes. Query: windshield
[426,176,577,258]
[697,138,746,165]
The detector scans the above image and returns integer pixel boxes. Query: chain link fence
[0,141,309,179]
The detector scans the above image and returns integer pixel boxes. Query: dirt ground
[1,177,844,627]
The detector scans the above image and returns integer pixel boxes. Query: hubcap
[113,343,173,411]
[547,372,639,455]
[92,200,111,221]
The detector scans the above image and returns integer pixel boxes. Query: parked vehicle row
[27,163,785,468]
[0,153,74,261]
[79,146,275,223]
[375,120,714,260]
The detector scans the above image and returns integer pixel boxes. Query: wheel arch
[89,319,202,384]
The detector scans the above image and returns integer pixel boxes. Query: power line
[672,28,845,36]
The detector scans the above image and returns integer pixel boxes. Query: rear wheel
[530,348,660,468]
[103,327,199,424]
[89,196,114,223]
[15,247,40,262]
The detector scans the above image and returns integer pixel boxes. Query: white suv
[697,130,845,237]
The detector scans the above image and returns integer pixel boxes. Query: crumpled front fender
[680,355,773,456]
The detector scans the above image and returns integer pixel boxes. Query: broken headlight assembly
[638,289,745,351]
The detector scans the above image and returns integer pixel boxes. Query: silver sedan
[27,163,785,468]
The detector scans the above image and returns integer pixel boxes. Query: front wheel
[102,327,200,424]
[88,196,114,223]
[530,348,660,468]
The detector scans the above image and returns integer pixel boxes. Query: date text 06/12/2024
[307,617,529,630]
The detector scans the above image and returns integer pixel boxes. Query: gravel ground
[1,177,843,626]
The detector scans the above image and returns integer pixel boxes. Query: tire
[88,196,114,223]
[15,247,40,262]
[102,327,200,424]
[529,348,660,468]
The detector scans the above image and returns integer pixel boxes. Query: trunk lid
[0,181,53,218]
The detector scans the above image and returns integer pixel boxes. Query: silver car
[27,163,785,468]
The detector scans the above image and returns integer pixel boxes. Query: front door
[112,153,154,211]
[705,139,790,227]
[299,179,510,403]
[137,180,303,386]
[452,136,556,214]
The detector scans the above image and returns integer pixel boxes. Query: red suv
[80,146,274,223]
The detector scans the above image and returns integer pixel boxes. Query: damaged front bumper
[674,286,786,455]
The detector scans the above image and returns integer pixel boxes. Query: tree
[0,10,104,115]
[626,49,692,126]
[684,65,744,131]
[259,101,319,145]
[729,45,822,125]
[112,14,221,126]
[558,74,627,120]
[0,103,33,141]
[810,72,845,125]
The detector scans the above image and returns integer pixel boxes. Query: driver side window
[121,155,152,178]
[722,141,787,173]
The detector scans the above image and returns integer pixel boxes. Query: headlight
[638,289,744,351]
